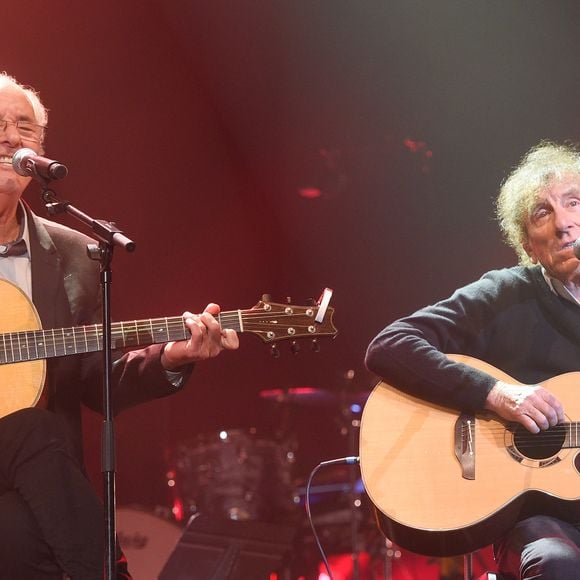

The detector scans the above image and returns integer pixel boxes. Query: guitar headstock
[243,292,338,345]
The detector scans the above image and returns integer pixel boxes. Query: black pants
[0,408,103,580]
[495,515,580,579]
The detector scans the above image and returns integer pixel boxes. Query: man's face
[0,84,41,199]
[524,175,580,283]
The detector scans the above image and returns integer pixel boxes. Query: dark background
[4,1,580,512]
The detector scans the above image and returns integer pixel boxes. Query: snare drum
[167,429,295,522]
[117,507,181,580]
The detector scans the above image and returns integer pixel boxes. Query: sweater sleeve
[365,269,523,411]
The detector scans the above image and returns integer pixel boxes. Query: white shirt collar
[541,267,580,305]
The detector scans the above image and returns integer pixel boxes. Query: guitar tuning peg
[286,296,292,304]
[306,297,316,306]
[290,341,300,355]
[262,293,272,303]
[311,338,320,353]
[270,344,280,359]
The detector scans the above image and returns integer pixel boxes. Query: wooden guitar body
[359,355,580,556]
[0,281,45,416]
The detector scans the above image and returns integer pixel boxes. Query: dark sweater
[365,266,580,412]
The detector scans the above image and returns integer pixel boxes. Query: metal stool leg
[464,553,473,580]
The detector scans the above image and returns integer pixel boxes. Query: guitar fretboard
[564,422,580,448]
[0,311,246,365]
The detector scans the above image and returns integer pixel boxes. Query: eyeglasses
[0,119,45,143]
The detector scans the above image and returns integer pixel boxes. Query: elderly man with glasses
[0,73,239,580]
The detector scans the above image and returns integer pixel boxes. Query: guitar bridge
[454,413,475,480]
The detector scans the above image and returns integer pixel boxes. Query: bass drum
[168,428,296,523]
[117,507,181,580]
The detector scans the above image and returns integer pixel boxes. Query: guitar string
[0,311,329,343]
[0,322,321,346]
[1,317,324,336]
[0,312,327,338]
[23,323,316,341]
[458,425,579,447]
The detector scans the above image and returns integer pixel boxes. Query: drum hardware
[255,371,376,579]
[338,369,365,580]
[259,386,371,408]
[162,370,380,578]
[166,428,296,524]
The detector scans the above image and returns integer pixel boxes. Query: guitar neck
[0,310,248,364]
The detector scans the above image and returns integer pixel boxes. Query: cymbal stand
[366,526,400,580]
[339,372,362,580]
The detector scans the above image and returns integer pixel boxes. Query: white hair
[0,72,48,128]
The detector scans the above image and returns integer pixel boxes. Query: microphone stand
[37,176,135,580]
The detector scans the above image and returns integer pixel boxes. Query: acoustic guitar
[0,279,337,419]
[359,354,580,557]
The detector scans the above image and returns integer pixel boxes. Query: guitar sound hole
[513,425,566,460]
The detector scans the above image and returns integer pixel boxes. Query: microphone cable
[304,456,360,580]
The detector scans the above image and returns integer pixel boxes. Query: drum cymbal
[259,387,370,407]
[259,387,335,406]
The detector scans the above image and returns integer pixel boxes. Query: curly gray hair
[496,141,580,264]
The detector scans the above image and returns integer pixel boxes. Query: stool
[465,553,506,580]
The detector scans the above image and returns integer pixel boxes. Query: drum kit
[117,381,434,580]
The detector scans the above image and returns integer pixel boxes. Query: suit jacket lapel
[27,208,65,331]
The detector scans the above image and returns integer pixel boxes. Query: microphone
[12,148,68,181]
[574,238,580,260]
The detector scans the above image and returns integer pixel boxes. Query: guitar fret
[95,326,101,350]
[164,317,170,342]
[37,330,46,359]
[9,332,15,362]
[119,321,126,348]
[23,332,31,361]
[16,331,23,361]
[32,330,39,360]
[15,332,22,362]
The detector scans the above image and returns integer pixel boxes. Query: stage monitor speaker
[158,514,296,580]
